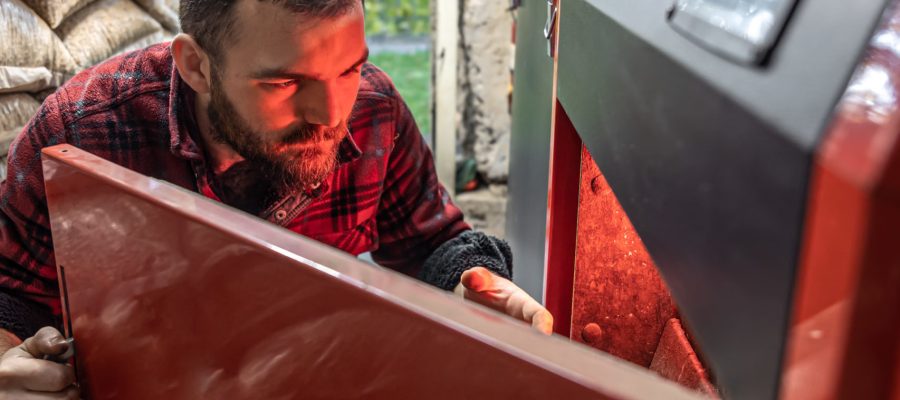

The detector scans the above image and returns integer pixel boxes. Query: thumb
[21,327,69,359]
[531,309,554,335]
[460,267,495,293]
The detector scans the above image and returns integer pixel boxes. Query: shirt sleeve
[0,92,68,336]
[370,96,471,277]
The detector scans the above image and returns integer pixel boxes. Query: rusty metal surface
[41,144,704,400]
[781,2,900,399]
[570,148,678,368]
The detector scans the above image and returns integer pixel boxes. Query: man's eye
[264,81,295,88]
[340,67,362,78]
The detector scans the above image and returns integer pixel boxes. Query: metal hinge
[544,0,559,57]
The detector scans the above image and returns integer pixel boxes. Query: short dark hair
[180,0,361,62]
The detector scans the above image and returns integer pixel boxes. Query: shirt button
[274,210,288,220]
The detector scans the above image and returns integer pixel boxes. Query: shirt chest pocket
[291,216,378,256]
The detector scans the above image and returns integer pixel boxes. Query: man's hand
[455,267,554,335]
[0,327,78,399]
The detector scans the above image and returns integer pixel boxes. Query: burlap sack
[1,127,19,158]
[133,0,180,32]
[56,0,164,68]
[0,0,78,86]
[0,93,40,132]
[20,0,97,29]
[118,30,173,55]
[0,93,40,157]
[0,66,52,94]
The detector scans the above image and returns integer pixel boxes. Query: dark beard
[205,72,346,211]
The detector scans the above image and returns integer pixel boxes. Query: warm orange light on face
[221,1,367,134]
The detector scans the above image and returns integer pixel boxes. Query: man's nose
[301,80,343,128]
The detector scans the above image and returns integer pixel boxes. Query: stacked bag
[0,0,180,179]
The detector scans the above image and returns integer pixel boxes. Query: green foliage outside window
[365,0,430,36]
[369,50,431,133]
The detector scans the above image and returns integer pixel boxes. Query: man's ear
[172,33,213,94]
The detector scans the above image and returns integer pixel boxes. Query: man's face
[206,0,367,190]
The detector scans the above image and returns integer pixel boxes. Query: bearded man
[0,0,552,397]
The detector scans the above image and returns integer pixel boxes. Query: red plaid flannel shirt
[0,43,470,315]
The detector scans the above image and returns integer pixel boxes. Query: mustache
[280,123,346,144]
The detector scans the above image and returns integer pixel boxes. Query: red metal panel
[569,148,677,367]
[544,101,582,337]
[781,3,900,399]
[42,145,703,400]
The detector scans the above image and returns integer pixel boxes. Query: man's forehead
[225,0,366,75]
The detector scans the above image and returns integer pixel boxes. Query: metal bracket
[544,0,558,57]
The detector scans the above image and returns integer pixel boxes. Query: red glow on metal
[569,148,678,367]
[542,105,714,395]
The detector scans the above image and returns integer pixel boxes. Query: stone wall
[447,0,515,238]
[457,0,514,184]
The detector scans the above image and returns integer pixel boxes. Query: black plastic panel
[557,0,886,398]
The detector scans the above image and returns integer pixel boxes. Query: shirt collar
[167,63,204,160]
